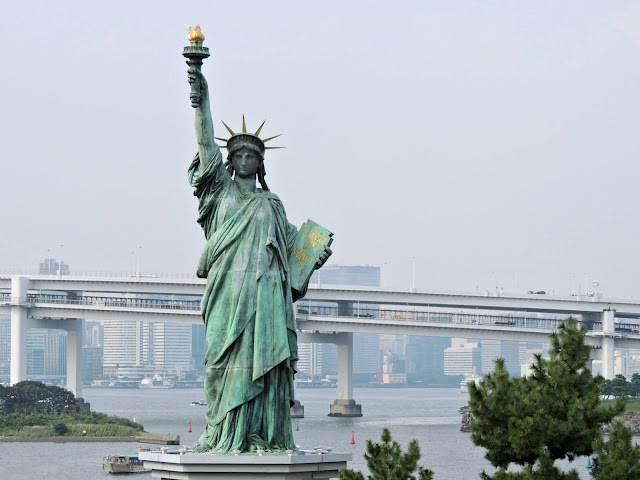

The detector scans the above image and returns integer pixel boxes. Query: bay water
[0,387,594,479]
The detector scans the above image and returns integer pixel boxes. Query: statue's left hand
[315,247,332,269]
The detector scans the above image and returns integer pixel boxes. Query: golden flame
[187,25,205,43]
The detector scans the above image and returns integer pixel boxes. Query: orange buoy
[350,430,355,444]
[188,421,192,433]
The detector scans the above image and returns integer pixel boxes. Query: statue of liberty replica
[183,26,332,454]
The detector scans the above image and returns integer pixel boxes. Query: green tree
[339,428,433,480]
[602,379,612,399]
[630,373,640,398]
[591,421,640,479]
[611,375,628,398]
[469,317,625,479]
[53,423,69,436]
[0,381,80,415]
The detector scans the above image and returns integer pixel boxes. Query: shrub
[53,423,69,436]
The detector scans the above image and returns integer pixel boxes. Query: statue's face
[231,147,261,178]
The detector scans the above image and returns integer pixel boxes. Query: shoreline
[0,436,140,443]
[0,431,180,444]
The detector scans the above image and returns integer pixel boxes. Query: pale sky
[1,1,639,298]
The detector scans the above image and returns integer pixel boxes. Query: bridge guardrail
[10,294,635,334]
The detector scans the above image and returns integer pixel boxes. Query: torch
[183,25,210,108]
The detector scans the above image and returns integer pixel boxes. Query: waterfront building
[481,340,522,377]
[102,320,150,376]
[102,319,192,377]
[43,331,66,376]
[405,336,450,376]
[615,353,640,379]
[297,342,323,377]
[321,343,337,376]
[192,324,205,373]
[82,346,103,383]
[151,323,192,374]
[354,333,381,375]
[84,321,103,347]
[380,334,406,356]
[444,342,481,376]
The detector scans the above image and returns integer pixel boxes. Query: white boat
[460,372,482,393]
[140,374,173,389]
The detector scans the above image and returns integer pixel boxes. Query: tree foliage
[339,428,433,480]
[591,421,640,479]
[0,381,143,437]
[0,381,80,415]
[468,317,625,479]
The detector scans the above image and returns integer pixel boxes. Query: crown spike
[254,120,266,136]
[221,121,235,136]
[262,134,282,143]
[242,115,247,133]
[214,137,229,143]
[265,146,285,150]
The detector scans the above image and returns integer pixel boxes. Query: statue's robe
[189,145,299,453]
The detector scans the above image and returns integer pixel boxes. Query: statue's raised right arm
[188,67,216,170]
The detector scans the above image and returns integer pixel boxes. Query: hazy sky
[1,1,639,297]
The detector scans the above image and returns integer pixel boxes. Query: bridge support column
[62,319,83,398]
[329,332,362,417]
[10,277,31,386]
[601,309,615,380]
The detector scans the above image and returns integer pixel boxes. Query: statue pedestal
[139,450,351,480]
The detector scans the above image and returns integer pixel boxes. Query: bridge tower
[9,276,83,398]
[298,331,363,417]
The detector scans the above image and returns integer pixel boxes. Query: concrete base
[328,399,362,417]
[291,400,304,418]
[139,450,351,480]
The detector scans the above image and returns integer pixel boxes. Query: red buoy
[350,430,355,444]
[188,421,192,433]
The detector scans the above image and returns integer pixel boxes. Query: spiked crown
[215,116,283,156]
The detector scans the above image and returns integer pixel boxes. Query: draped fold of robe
[188,145,300,453]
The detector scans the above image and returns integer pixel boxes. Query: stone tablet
[289,219,334,292]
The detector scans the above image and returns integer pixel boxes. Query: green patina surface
[183,30,331,454]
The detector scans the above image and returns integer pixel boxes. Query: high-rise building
[309,265,380,287]
[481,340,522,377]
[192,324,206,373]
[84,321,103,347]
[26,329,46,376]
[405,336,450,375]
[43,331,66,376]
[102,319,192,376]
[82,346,103,383]
[102,320,150,375]
[354,334,381,374]
[297,342,323,377]
[151,323,192,374]
[444,342,481,376]
[38,258,70,275]
[321,343,337,376]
